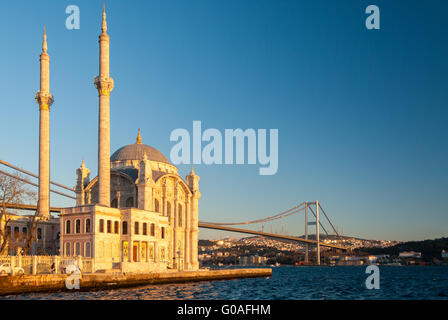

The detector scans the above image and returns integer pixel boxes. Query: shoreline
[0,268,272,297]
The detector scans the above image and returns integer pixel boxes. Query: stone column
[190,192,200,270]
[184,197,191,269]
[94,7,114,206]
[35,28,54,220]
[173,194,178,269]
[32,256,38,275]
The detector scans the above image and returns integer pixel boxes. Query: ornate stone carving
[94,76,114,96]
[35,91,54,110]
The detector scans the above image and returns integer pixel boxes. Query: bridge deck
[198,223,347,250]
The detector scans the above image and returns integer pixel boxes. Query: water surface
[2,266,448,300]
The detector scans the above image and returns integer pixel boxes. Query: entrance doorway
[133,244,138,262]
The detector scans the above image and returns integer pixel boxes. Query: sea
[2,266,448,300]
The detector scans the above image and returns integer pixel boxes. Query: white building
[399,251,422,259]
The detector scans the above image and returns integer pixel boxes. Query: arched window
[178,204,183,227]
[65,242,71,256]
[66,220,71,234]
[154,199,160,213]
[122,221,128,235]
[114,221,119,234]
[85,242,91,257]
[126,197,134,208]
[107,220,112,233]
[142,223,147,235]
[161,227,165,239]
[99,219,104,233]
[167,202,171,218]
[85,219,91,233]
[75,242,81,256]
[22,227,27,235]
[150,223,155,236]
[134,222,139,235]
[111,198,118,208]
[75,219,81,234]
[37,228,42,240]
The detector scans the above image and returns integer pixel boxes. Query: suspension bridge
[1,158,347,264]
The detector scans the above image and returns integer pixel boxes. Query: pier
[0,268,272,296]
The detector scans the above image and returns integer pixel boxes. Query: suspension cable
[199,202,307,225]
[0,169,76,200]
[0,159,74,192]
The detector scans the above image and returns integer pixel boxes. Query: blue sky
[0,0,447,241]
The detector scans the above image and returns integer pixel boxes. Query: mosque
[32,7,201,272]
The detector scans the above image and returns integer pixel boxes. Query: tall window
[167,202,171,219]
[75,219,81,234]
[75,242,81,256]
[161,227,165,239]
[107,220,112,233]
[154,199,160,213]
[111,198,118,208]
[37,228,42,240]
[6,226,11,236]
[126,197,134,208]
[142,223,147,235]
[114,221,119,234]
[122,221,128,235]
[150,223,155,236]
[99,219,104,233]
[66,220,71,234]
[134,222,139,235]
[178,204,183,227]
[85,242,91,257]
[22,227,27,235]
[85,219,91,233]
[65,242,71,256]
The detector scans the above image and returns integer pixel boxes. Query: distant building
[239,255,267,266]
[442,250,448,259]
[1,213,59,255]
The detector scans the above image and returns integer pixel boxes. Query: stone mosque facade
[34,7,201,272]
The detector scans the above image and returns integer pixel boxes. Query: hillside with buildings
[199,236,448,266]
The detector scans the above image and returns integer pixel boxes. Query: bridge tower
[304,201,320,265]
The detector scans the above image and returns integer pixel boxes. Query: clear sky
[0,0,447,241]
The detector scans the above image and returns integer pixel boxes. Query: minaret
[137,147,154,211]
[35,27,54,220]
[186,167,201,270]
[94,5,114,206]
[75,160,91,206]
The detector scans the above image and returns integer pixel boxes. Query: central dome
[110,143,170,164]
[111,129,171,164]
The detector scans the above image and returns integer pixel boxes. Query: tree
[0,171,37,254]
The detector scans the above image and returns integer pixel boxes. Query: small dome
[111,143,170,164]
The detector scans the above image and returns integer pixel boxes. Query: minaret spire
[102,4,107,34]
[42,27,47,53]
[95,5,114,206]
[35,26,54,220]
